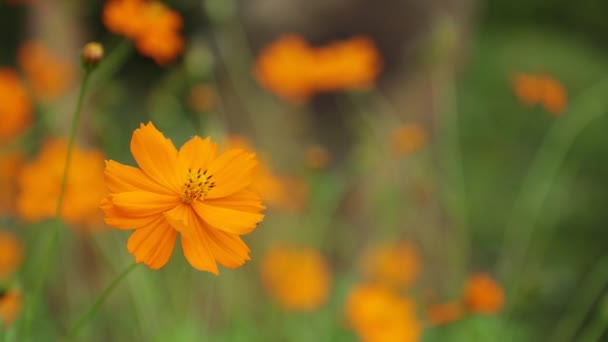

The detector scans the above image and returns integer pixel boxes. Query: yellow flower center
[180,168,215,204]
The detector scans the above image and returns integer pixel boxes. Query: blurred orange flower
[226,135,308,212]
[103,0,184,65]
[0,230,23,280]
[101,123,265,272]
[390,123,427,156]
[345,284,421,342]
[0,68,32,142]
[17,40,74,101]
[16,138,106,227]
[512,73,567,115]
[304,144,330,170]
[0,152,24,215]
[261,244,331,311]
[427,301,463,326]
[360,241,421,289]
[0,289,22,328]
[463,273,504,314]
[254,34,382,103]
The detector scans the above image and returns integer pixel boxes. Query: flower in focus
[0,289,22,328]
[254,34,382,103]
[360,241,421,289]
[512,73,567,115]
[0,152,24,215]
[390,123,427,156]
[304,144,330,170]
[101,123,265,272]
[0,230,23,280]
[463,273,504,314]
[17,138,106,227]
[17,40,74,101]
[427,301,463,326]
[103,0,184,65]
[0,68,32,142]
[345,283,421,342]
[261,244,331,311]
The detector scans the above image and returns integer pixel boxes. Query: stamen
[180,168,214,204]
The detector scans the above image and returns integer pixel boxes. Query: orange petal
[205,149,257,199]
[192,201,264,235]
[176,136,218,176]
[203,224,251,269]
[180,214,219,274]
[130,122,180,192]
[163,203,197,238]
[104,160,174,195]
[110,191,179,217]
[205,189,266,212]
[101,197,163,229]
[127,217,177,269]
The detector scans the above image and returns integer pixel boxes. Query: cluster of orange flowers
[17,138,106,228]
[254,34,382,103]
[260,244,331,311]
[345,241,422,341]
[512,73,568,115]
[0,230,24,328]
[103,0,184,65]
[427,273,504,326]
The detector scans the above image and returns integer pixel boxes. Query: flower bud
[81,42,104,69]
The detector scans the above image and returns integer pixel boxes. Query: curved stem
[68,263,138,338]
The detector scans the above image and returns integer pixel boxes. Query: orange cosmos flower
[16,138,106,227]
[0,152,24,215]
[345,284,421,342]
[103,0,184,65]
[360,241,421,289]
[390,123,427,156]
[0,230,23,280]
[17,40,74,101]
[0,289,22,328]
[254,34,382,103]
[427,301,464,326]
[260,244,331,311]
[512,73,567,115]
[0,68,32,142]
[463,273,504,314]
[101,123,265,273]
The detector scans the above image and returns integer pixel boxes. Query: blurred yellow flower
[16,138,106,227]
[261,244,331,311]
[0,152,24,215]
[512,73,567,115]
[17,40,74,101]
[345,283,421,342]
[389,123,427,156]
[426,301,463,326]
[0,68,32,142]
[304,144,330,170]
[254,34,382,103]
[0,289,22,328]
[103,0,184,65]
[360,241,421,289]
[464,273,504,314]
[0,230,23,280]
[101,123,265,272]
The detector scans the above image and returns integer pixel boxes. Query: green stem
[22,69,93,341]
[550,257,608,342]
[67,263,138,338]
[498,77,608,308]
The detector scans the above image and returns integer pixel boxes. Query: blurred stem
[578,293,608,342]
[90,40,133,92]
[551,256,608,342]
[67,262,138,338]
[22,69,92,341]
[498,77,608,306]
[432,69,469,285]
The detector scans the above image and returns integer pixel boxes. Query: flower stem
[68,263,139,338]
[21,68,93,341]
